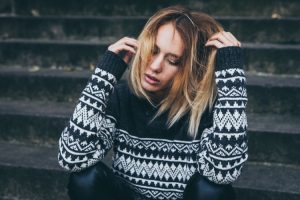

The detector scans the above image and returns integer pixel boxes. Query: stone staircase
[1,0,300,199]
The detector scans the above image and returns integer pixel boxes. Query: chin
[141,81,159,93]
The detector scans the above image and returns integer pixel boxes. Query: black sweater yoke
[58,47,248,200]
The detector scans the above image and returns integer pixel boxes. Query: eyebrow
[154,44,182,59]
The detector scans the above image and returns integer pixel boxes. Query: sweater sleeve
[197,47,248,184]
[58,51,127,172]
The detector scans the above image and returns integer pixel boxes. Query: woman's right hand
[108,37,138,64]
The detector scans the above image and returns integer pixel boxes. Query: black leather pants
[68,162,236,200]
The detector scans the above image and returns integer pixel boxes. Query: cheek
[164,68,181,83]
[141,62,150,73]
[140,65,147,77]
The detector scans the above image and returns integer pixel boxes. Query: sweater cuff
[215,46,244,71]
[95,50,128,80]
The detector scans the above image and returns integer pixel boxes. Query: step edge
[2,39,300,49]
[2,15,300,21]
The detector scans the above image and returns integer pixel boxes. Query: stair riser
[0,114,66,145]
[0,42,105,70]
[244,47,300,74]
[219,18,300,44]
[235,188,300,200]
[1,75,299,115]
[0,166,68,200]
[0,17,145,43]
[0,0,11,15]
[0,73,87,102]
[247,86,300,115]
[3,0,299,17]
[1,17,299,44]
[248,130,300,165]
[0,165,299,200]
[1,42,299,74]
[0,114,300,165]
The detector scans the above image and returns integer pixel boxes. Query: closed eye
[167,55,181,66]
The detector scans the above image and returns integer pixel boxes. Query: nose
[149,54,163,73]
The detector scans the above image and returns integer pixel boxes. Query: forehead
[155,23,184,57]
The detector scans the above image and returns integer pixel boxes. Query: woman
[58,5,248,200]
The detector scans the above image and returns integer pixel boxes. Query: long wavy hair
[128,5,224,138]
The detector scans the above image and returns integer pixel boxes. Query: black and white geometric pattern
[58,49,248,199]
[197,67,248,184]
[58,67,118,171]
[113,130,199,199]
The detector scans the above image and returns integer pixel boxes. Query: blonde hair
[128,5,224,138]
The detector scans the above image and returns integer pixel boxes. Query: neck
[148,92,162,106]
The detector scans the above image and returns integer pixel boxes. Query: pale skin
[140,23,184,100]
[108,23,241,99]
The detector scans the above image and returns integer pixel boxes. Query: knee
[68,162,111,200]
[183,173,236,200]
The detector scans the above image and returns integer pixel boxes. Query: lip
[144,74,160,85]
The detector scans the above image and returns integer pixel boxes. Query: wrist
[215,47,244,71]
[96,50,128,80]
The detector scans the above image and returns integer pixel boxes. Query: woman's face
[141,23,184,99]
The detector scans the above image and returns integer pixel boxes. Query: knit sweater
[58,47,248,200]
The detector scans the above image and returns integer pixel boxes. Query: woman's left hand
[205,31,241,49]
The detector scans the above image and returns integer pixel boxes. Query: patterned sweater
[58,47,248,200]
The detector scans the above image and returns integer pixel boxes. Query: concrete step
[0,99,299,165]
[0,68,89,102]
[1,68,299,114]
[0,100,73,146]
[234,162,300,200]
[246,73,300,115]
[0,141,110,200]
[0,141,299,200]
[1,16,299,44]
[247,113,300,165]
[0,144,68,200]
[1,39,299,74]
[0,39,106,70]
[2,0,299,17]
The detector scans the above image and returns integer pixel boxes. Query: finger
[108,37,138,52]
[207,32,222,41]
[118,37,139,48]
[221,32,237,46]
[208,32,232,46]
[205,40,224,49]
[117,44,137,54]
[225,32,237,42]
[124,40,139,49]
[121,36,138,43]
[225,32,241,47]
[209,31,240,47]
[108,43,136,54]
[216,33,233,46]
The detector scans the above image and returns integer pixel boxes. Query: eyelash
[152,47,181,66]
[168,59,180,66]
